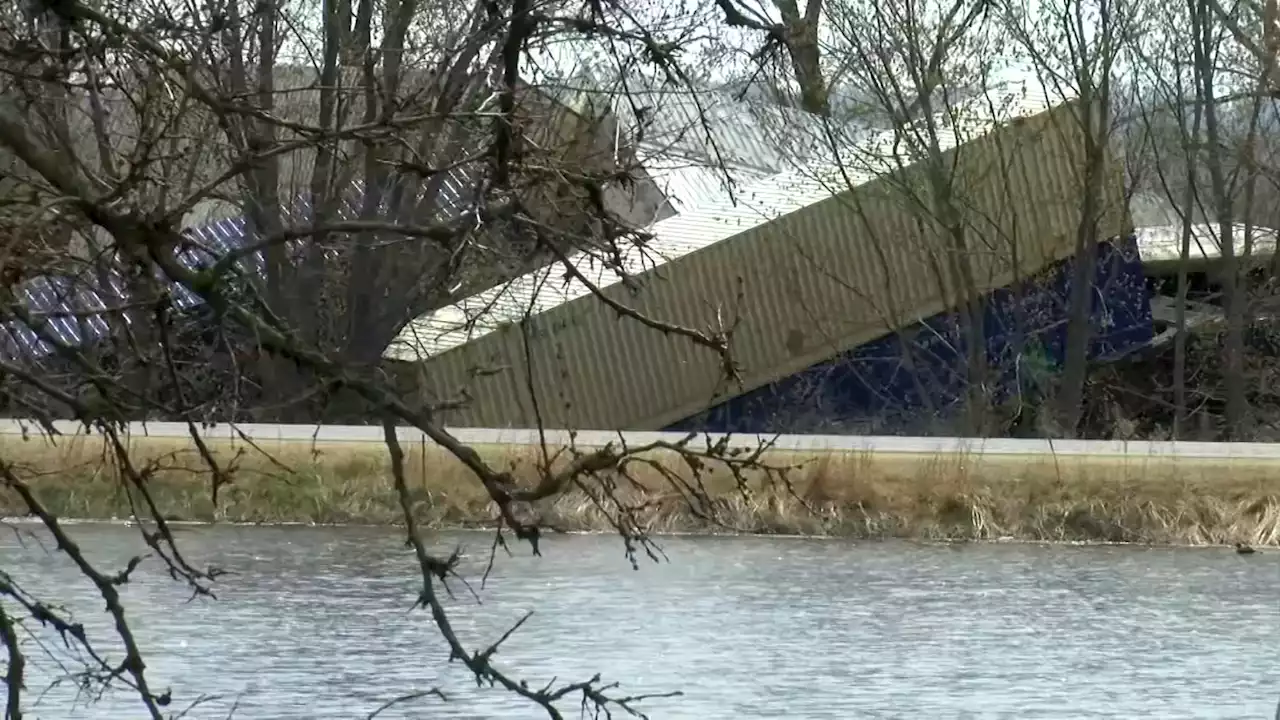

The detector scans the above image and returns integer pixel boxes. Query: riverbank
[1,433,1278,546]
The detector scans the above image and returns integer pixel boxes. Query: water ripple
[1,527,1276,719]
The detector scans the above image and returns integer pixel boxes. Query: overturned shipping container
[387,95,1131,431]
[669,234,1153,435]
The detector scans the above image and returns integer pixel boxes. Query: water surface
[1,524,1277,718]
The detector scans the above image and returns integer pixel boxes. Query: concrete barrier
[1,418,1278,460]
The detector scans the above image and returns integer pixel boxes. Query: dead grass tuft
[2,434,1279,546]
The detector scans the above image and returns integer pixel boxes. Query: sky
[188,0,1267,109]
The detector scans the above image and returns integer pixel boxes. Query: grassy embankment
[1,432,1278,545]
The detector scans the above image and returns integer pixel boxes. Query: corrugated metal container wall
[420,103,1130,430]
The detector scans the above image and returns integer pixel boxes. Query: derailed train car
[387,89,1142,432]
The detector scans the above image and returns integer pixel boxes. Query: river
[1,523,1276,719]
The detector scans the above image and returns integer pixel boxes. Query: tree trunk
[1054,84,1112,437]
[773,0,829,115]
[1171,107,1200,437]
[1192,0,1247,437]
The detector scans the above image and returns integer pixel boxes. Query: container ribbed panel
[410,103,1129,430]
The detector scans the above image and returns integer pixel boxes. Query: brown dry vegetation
[1,434,1278,546]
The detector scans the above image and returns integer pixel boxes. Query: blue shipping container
[668,235,1154,435]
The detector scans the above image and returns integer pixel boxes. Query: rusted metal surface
[391,92,1129,431]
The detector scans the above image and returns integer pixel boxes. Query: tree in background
[1000,0,1146,437]
[705,0,1133,436]
[1,0,699,423]
[707,0,1280,439]
[1128,0,1280,438]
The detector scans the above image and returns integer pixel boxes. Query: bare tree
[1134,53,1207,435]
[716,0,1100,435]
[711,0,832,114]
[1131,0,1275,438]
[999,0,1147,437]
[0,0,800,715]
[1191,0,1249,436]
[1,0,691,424]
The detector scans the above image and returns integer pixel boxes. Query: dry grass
[1,433,1278,546]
